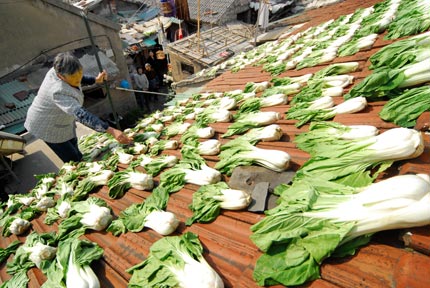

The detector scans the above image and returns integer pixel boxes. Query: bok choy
[108,169,154,199]
[295,127,424,186]
[215,138,290,176]
[107,186,179,236]
[186,182,251,225]
[250,173,430,286]
[287,97,367,127]
[222,111,281,138]
[127,232,224,288]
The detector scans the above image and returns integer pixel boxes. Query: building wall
[0,0,137,118]
[168,50,205,82]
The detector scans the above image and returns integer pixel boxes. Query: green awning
[142,38,157,47]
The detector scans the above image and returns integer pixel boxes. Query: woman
[134,67,150,111]
[24,52,131,163]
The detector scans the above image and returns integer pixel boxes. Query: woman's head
[54,52,83,87]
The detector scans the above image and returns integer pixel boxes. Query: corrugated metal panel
[188,0,249,23]
[0,80,35,133]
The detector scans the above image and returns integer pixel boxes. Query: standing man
[24,52,131,163]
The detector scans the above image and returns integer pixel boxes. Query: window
[180,62,194,75]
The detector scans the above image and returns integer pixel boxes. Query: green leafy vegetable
[127,232,224,288]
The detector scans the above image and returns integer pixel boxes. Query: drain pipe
[81,11,121,129]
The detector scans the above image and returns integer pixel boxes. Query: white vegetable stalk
[202,99,216,107]
[124,129,137,138]
[127,172,154,190]
[277,45,303,61]
[149,123,164,133]
[144,210,180,235]
[364,127,424,161]
[173,252,224,288]
[34,177,56,199]
[321,86,344,97]
[198,139,221,156]
[245,146,291,172]
[399,59,430,86]
[268,83,301,96]
[318,50,337,64]
[184,165,222,186]
[290,73,313,85]
[242,111,281,126]
[114,149,134,165]
[239,92,257,102]
[139,155,154,166]
[146,136,159,146]
[328,125,379,140]
[223,89,243,97]
[26,242,57,268]
[330,96,367,114]
[163,140,179,150]
[208,109,232,123]
[130,142,148,155]
[85,162,104,174]
[135,117,155,130]
[61,163,77,173]
[160,115,175,123]
[9,218,31,235]
[245,124,283,142]
[355,33,378,50]
[89,170,115,186]
[215,97,237,110]
[213,189,252,210]
[152,111,163,119]
[35,197,56,211]
[66,250,100,288]
[304,174,430,244]
[15,196,36,206]
[199,92,223,99]
[307,96,334,110]
[58,201,72,218]
[247,81,271,93]
[80,204,112,231]
[193,107,206,115]
[321,75,355,88]
[185,112,197,120]
[57,181,74,197]
[260,93,289,106]
[195,126,215,139]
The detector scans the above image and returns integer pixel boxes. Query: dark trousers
[46,137,82,163]
[136,90,150,111]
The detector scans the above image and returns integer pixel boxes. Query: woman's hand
[107,127,132,144]
[95,70,107,84]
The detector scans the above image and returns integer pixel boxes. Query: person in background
[134,67,150,112]
[145,63,158,92]
[155,49,168,87]
[24,52,131,163]
[145,50,157,70]
[144,63,159,110]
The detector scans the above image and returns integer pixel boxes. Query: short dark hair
[53,52,82,75]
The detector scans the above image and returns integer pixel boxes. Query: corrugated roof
[187,0,250,24]
[1,0,430,287]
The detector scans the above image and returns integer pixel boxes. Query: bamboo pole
[197,0,201,53]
